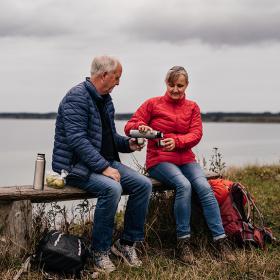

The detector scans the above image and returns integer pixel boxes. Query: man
[52,55,152,273]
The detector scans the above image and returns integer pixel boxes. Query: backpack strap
[236,182,265,228]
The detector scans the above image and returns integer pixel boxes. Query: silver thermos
[129,129,163,139]
[33,153,46,190]
[129,129,164,145]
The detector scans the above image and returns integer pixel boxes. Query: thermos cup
[33,153,46,190]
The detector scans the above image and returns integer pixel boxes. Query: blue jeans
[67,161,152,252]
[149,162,225,239]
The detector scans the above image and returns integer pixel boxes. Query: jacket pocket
[67,161,90,182]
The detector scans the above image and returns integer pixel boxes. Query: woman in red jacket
[125,66,235,263]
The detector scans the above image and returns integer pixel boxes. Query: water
[0,119,279,186]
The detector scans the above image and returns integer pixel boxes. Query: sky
[0,0,280,113]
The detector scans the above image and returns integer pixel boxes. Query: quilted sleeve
[124,99,153,136]
[62,93,109,173]
[174,102,203,150]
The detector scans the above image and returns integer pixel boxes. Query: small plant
[32,203,48,249]
[73,199,95,237]
[46,202,67,229]
[130,153,148,176]
[75,199,94,225]
[209,147,226,175]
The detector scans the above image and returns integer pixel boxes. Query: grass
[1,164,280,279]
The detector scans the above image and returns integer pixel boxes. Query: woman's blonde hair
[165,66,189,85]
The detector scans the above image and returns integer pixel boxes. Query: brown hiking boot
[213,238,236,262]
[176,237,195,264]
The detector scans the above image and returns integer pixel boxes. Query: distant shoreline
[1,112,280,123]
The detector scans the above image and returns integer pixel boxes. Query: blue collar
[84,77,112,103]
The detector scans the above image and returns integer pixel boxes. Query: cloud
[123,0,280,46]
[2,0,279,46]
[0,0,71,37]
[3,1,124,38]
[0,0,122,38]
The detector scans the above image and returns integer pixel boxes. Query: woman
[124,66,235,263]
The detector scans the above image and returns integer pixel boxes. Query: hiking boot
[213,238,236,262]
[111,239,142,267]
[176,237,195,264]
[93,251,116,273]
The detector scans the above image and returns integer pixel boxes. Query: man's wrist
[99,162,110,173]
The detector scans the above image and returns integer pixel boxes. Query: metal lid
[37,153,45,158]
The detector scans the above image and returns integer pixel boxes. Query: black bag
[34,230,90,277]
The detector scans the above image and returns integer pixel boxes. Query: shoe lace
[216,239,230,251]
[125,245,139,262]
[178,238,192,254]
[96,252,114,267]
[214,239,236,261]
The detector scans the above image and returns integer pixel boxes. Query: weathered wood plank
[0,185,95,202]
[0,172,219,202]
[0,200,32,256]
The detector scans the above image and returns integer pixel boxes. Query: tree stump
[0,200,32,256]
[145,191,210,249]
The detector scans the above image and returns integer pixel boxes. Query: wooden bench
[0,172,218,256]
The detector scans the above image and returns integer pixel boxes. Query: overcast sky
[0,0,280,113]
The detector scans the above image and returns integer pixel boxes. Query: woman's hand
[138,125,153,133]
[161,138,176,151]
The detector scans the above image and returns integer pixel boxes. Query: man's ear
[101,72,108,81]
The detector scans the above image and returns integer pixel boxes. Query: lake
[0,119,279,186]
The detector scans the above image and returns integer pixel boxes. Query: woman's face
[166,74,188,100]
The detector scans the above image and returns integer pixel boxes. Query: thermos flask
[129,129,164,145]
[129,129,163,139]
[33,153,46,190]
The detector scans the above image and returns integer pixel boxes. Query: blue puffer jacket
[52,78,131,181]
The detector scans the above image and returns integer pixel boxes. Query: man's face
[102,63,122,94]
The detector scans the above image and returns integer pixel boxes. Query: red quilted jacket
[124,91,203,170]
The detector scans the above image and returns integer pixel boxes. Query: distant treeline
[201,112,280,123]
[1,112,280,123]
[0,112,57,119]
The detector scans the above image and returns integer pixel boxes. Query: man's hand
[102,166,121,182]
[129,138,145,151]
[162,138,176,151]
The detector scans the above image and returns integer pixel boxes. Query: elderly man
[52,56,152,272]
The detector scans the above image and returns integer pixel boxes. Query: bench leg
[0,200,32,256]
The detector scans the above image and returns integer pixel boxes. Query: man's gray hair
[90,55,120,76]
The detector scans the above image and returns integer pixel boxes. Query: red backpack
[209,180,275,249]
